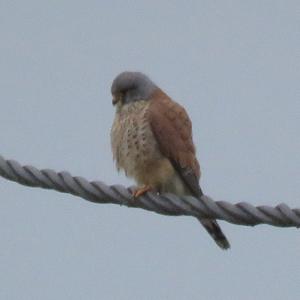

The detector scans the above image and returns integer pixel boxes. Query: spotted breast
[111,100,175,189]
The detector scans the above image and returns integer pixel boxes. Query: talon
[132,185,152,198]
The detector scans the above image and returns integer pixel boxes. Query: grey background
[0,1,299,299]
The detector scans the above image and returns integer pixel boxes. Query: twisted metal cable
[0,154,299,228]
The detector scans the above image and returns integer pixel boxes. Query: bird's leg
[132,185,153,198]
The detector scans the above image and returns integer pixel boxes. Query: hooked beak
[112,96,118,105]
[112,94,121,106]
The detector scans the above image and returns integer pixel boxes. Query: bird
[110,71,230,249]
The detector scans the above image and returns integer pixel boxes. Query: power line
[0,154,299,228]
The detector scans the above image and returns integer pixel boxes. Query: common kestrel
[110,71,230,249]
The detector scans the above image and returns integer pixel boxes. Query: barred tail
[198,218,230,250]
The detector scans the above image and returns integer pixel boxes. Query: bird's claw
[132,185,153,198]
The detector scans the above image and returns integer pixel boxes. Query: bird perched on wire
[110,71,230,249]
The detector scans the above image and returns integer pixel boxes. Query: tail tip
[216,238,231,250]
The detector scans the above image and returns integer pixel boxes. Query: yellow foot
[132,185,153,198]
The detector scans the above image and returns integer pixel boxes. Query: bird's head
[111,71,157,107]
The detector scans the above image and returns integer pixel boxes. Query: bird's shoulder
[148,89,200,180]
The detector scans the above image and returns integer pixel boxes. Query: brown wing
[149,90,230,250]
[148,89,203,197]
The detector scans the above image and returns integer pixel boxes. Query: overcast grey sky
[0,1,299,299]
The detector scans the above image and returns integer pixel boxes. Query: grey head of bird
[111,71,158,106]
